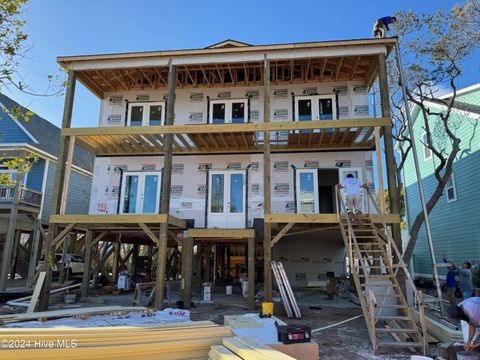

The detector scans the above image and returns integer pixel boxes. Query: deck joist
[264,213,401,224]
[49,214,186,229]
[62,118,388,156]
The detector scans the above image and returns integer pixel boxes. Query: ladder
[337,188,428,355]
[271,261,301,318]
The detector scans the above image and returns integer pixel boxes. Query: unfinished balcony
[62,117,388,156]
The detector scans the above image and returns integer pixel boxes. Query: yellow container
[262,302,274,316]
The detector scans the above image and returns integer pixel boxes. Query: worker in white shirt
[337,173,367,216]
[448,297,480,351]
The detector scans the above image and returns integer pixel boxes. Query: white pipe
[6,283,81,307]
[311,314,363,333]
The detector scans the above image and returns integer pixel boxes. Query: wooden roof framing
[57,38,397,98]
[73,55,381,97]
[64,118,388,156]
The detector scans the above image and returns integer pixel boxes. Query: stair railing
[337,187,381,347]
[365,188,428,352]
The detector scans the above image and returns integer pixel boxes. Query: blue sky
[3,0,480,128]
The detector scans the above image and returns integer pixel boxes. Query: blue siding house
[403,84,480,280]
[0,93,93,282]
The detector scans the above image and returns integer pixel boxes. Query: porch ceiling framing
[65,53,386,97]
[62,117,388,156]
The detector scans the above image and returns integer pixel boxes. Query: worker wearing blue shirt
[373,16,397,38]
[444,256,458,306]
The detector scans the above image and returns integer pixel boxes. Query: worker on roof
[373,16,397,38]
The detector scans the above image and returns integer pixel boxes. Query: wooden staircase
[337,190,428,355]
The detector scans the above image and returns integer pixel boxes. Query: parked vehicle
[36,253,85,276]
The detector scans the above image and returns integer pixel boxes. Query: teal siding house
[0,93,93,283]
[403,84,480,279]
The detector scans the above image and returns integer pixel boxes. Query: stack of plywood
[0,321,231,359]
[208,336,296,360]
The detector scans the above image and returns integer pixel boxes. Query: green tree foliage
[389,0,480,263]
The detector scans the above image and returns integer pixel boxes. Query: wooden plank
[187,228,255,239]
[26,271,46,313]
[271,222,294,246]
[138,223,159,244]
[265,213,401,224]
[59,135,75,215]
[236,336,295,360]
[49,214,184,226]
[62,117,390,136]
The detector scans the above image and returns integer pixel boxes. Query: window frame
[294,94,337,122]
[127,101,165,127]
[446,172,457,203]
[208,98,248,124]
[422,131,432,161]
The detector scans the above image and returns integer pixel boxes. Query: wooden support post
[263,57,273,302]
[226,246,231,278]
[59,135,75,215]
[182,237,193,309]
[220,245,225,280]
[81,230,93,298]
[112,237,120,284]
[378,53,405,292]
[9,229,22,280]
[248,237,255,309]
[374,127,386,214]
[26,219,41,288]
[377,54,403,254]
[155,63,176,310]
[59,234,70,283]
[203,245,211,282]
[0,170,24,291]
[132,243,139,281]
[39,71,76,311]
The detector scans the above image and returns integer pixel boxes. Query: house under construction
[27,37,428,354]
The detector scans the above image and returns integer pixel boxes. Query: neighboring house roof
[0,93,94,172]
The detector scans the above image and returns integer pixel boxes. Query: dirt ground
[1,286,425,359]
[187,291,415,359]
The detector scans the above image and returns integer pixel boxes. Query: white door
[209,99,248,124]
[120,171,162,214]
[338,167,365,212]
[296,169,319,214]
[295,95,336,132]
[127,102,165,126]
[207,170,246,228]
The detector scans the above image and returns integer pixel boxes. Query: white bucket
[241,281,248,298]
[410,356,433,360]
[226,285,233,295]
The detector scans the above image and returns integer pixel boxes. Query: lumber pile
[0,321,232,359]
[0,305,149,324]
[208,336,296,360]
